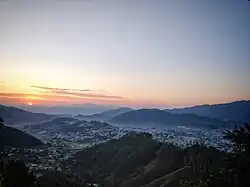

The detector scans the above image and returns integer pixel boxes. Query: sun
[28,102,33,106]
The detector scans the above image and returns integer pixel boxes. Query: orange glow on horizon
[1,83,250,108]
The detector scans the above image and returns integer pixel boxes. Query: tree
[0,160,35,187]
[0,117,4,130]
[222,123,250,187]
[224,123,250,154]
[181,124,250,187]
[0,117,4,155]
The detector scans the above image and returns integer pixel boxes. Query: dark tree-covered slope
[0,126,44,149]
[66,132,226,187]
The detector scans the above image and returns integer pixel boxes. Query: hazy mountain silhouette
[29,117,81,132]
[16,103,118,115]
[110,109,232,128]
[166,100,250,122]
[76,107,133,121]
[0,104,54,125]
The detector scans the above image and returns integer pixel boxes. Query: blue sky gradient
[1,0,250,107]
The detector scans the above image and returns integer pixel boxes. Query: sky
[1,0,250,108]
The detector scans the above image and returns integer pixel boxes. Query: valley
[1,101,250,187]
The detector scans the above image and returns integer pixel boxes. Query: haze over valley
[1,100,250,153]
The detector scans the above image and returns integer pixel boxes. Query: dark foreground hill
[110,109,232,129]
[167,100,250,122]
[2,125,250,187]
[0,126,44,150]
[0,104,54,125]
[66,132,225,187]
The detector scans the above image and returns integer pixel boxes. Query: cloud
[30,85,124,100]
[30,86,91,92]
[0,92,126,106]
[0,93,37,98]
[51,90,123,100]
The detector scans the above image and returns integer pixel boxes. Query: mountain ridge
[14,103,119,115]
[166,100,250,122]
[76,107,133,121]
[110,108,231,128]
[0,104,54,125]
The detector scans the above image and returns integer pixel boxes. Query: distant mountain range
[166,100,250,123]
[28,117,81,132]
[0,126,44,151]
[1,100,249,129]
[110,109,232,129]
[75,107,133,121]
[0,104,54,125]
[15,103,118,115]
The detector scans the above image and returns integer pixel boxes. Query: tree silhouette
[224,123,250,154]
[0,160,35,187]
[0,117,4,156]
[0,117,4,130]
[222,123,250,187]
[181,124,250,187]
